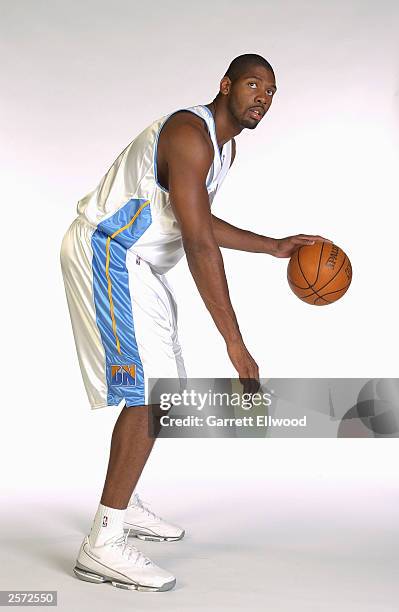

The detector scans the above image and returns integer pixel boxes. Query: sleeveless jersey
[76,104,232,274]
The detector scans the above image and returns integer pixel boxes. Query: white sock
[128,490,138,506]
[88,503,126,547]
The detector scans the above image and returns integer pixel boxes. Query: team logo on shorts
[110,364,136,386]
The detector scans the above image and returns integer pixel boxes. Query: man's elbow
[182,234,218,256]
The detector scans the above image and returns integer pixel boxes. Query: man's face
[224,66,277,130]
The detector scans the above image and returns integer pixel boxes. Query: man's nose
[255,93,268,106]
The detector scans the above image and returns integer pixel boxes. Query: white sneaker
[73,531,176,592]
[123,493,185,542]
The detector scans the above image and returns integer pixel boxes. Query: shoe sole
[73,561,176,592]
[124,528,185,542]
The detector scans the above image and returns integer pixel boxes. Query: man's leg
[87,403,161,546]
[75,403,177,591]
[100,404,155,510]
[87,403,178,546]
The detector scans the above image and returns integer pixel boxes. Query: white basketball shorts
[60,216,186,410]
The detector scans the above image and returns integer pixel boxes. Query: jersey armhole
[153,109,212,193]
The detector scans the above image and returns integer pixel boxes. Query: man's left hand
[271,234,333,258]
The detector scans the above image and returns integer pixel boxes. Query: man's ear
[220,76,231,96]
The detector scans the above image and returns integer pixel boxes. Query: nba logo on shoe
[102,516,108,527]
[110,364,136,386]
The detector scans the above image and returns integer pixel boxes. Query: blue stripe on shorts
[91,198,152,407]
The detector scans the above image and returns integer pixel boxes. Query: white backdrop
[1,1,398,608]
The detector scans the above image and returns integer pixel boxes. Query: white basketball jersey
[76,104,232,274]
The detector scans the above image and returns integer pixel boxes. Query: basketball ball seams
[297,247,313,287]
[316,282,351,300]
[314,295,331,305]
[287,248,309,289]
[312,240,324,287]
[294,252,350,299]
[287,274,310,290]
[287,276,329,303]
[289,277,332,303]
[297,241,324,289]
[297,255,348,298]
[314,254,349,294]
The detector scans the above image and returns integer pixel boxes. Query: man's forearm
[211,214,277,255]
[183,237,242,344]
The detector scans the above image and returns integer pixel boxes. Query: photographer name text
[158,415,307,428]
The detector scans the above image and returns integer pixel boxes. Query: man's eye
[267,89,275,96]
[248,82,257,88]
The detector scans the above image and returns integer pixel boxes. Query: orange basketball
[287,241,352,305]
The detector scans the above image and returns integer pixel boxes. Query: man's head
[216,54,277,130]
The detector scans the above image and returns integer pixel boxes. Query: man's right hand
[226,338,260,394]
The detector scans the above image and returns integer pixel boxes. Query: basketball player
[60,53,329,591]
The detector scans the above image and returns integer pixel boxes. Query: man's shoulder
[159,109,213,157]
[162,109,210,138]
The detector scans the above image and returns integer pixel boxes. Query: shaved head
[223,54,274,83]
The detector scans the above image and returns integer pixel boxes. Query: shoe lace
[132,493,162,520]
[109,530,152,566]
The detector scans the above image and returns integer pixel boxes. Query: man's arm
[211,215,331,257]
[211,214,277,253]
[163,115,259,386]
[212,138,331,257]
